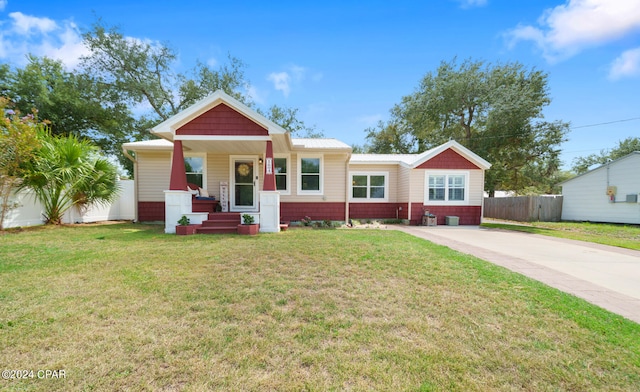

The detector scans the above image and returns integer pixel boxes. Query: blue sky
[1,0,639,169]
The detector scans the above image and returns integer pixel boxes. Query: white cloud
[0,1,7,11]
[39,22,89,69]
[609,47,640,80]
[267,64,322,97]
[244,84,267,105]
[206,57,217,67]
[290,64,306,81]
[0,12,88,69]
[268,71,291,97]
[457,0,488,9]
[506,0,640,62]
[9,12,57,35]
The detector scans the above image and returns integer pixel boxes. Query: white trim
[175,135,271,142]
[349,171,389,202]
[423,170,470,206]
[297,154,324,195]
[229,155,259,212]
[273,154,291,195]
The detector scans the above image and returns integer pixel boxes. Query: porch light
[259,158,264,165]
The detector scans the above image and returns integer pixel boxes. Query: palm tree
[19,132,119,225]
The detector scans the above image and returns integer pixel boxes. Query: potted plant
[237,213,259,235]
[176,215,198,235]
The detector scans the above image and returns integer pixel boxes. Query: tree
[3,20,319,178]
[0,99,44,230]
[366,58,569,195]
[81,21,320,139]
[260,105,324,138]
[1,56,135,157]
[81,21,250,122]
[18,132,119,225]
[571,137,640,174]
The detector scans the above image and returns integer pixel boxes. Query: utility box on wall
[626,194,638,203]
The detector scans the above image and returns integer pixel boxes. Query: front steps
[195,212,241,234]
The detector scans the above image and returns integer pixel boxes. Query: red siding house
[122,90,491,233]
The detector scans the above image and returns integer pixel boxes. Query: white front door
[230,157,258,211]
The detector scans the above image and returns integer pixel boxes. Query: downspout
[480,169,485,223]
[345,153,350,224]
[407,167,412,225]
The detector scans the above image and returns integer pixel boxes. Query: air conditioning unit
[626,194,638,203]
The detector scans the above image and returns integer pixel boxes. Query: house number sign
[265,158,273,175]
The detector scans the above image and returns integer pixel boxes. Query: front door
[231,157,258,211]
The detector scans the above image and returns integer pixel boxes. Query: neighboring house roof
[350,140,491,169]
[559,151,640,186]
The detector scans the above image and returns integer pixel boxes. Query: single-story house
[560,152,640,224]
[122,90,491,233]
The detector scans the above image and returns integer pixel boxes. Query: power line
[571,116,640,130]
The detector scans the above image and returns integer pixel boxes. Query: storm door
[231,157,258,211]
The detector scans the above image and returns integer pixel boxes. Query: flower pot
[176,224,198,235]
[237,224,259,235]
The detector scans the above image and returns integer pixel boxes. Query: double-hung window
[274,156,290,194]
[184,156,205,188]
[298,155,323,194]
[350,172,388,201]
[425,172,468,204]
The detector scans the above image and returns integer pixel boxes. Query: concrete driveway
[393,225,640,324]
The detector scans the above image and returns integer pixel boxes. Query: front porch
[164,153,282,234]
[153,91,289,234]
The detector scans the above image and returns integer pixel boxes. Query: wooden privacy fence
[483,195,563,222]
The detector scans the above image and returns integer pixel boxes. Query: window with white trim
[184,155,205,188]
[274,155,290,194]
[425,171,468,204]
[298,155,323,194]
[447,175,465,201]
[350,172,388,201]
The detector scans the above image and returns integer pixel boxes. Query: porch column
[169,140,188,191]
[263,140,276,191]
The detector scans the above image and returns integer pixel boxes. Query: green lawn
[481,221,640,250]
[1,223,639,391]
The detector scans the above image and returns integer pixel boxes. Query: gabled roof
[151,89,288,141]
[559,151,640,185]
[350,140,491,169]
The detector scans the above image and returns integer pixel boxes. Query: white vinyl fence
[3,180,135,229]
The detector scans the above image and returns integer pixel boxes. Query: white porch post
[164,190,192,234]
[259,191,280,232]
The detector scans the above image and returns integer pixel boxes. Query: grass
[481,220,640,250]
[1,223,639,391]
